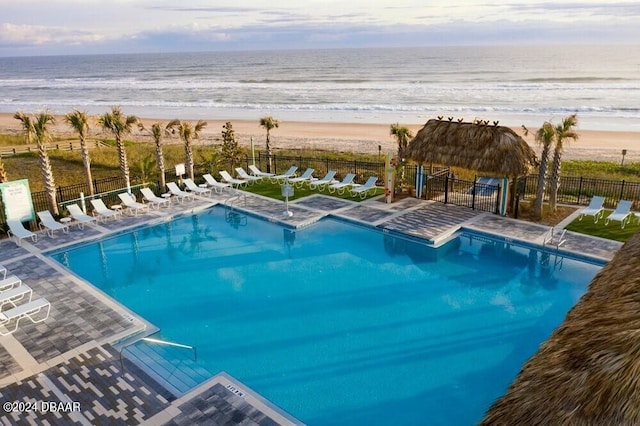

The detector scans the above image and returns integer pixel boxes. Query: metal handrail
[119,334,197,375]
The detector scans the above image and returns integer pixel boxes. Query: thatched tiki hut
[405,118,537,214]
[481,231,640,424]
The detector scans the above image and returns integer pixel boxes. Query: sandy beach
[1,113,638,163]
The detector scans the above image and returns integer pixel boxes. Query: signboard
[175,163,185,176]
[0,179,35,222]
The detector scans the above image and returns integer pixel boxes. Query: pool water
[51,207,600,425]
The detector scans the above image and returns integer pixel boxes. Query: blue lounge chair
[328,173,356,195]
[288,168,315,187]
[309,170,337,191]
[350,176,378,199]
[605,200,633,228]
[578,196,605,223]
[270,166,298,183]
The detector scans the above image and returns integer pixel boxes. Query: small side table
[60,217,72,224]
[162,193,172,204]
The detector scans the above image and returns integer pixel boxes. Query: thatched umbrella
[406,118,537,176]
[481,231,640,424]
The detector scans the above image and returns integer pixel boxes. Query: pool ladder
[224,192,248,226]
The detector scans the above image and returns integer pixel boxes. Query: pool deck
[0,189,622,424]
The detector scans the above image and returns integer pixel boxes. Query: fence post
[471,181,476,210]
[620,180,626,200]
[354,160,358,178]
[325,158,329,173]
[444,174,449,204]
[577,177,583,204]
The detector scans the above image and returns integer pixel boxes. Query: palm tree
[548,114,579,212]
[97,106,139,191]
[390,123,413,185]
[150,122,170,190]
[533,122,555,219]
[14,111,58,214]
[65,109,94,195]
[167,119,207,180]
[260,116,279,173]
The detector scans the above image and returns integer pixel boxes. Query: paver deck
[0,188,623,424]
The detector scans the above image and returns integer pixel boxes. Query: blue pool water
[51,207,600,425]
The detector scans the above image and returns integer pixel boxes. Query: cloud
[0,23,106,46]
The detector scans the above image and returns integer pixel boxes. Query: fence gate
[423,173,500,214]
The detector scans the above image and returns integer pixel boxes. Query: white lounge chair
[37,211,70,238]
[0,284,32,311]
[167,182,195,202]
[248,165,275,178]
[0,297,51,336]
[270,166,298,183]
[350,176,378,199]
[288,168,315,187]
[118,193,150,216]
[220,170,248,188]
[309,170,337,191]
[66,204,97,229]
[203,174,231,193]
[0,275,22,292]
[578,196,605,223]
[6,219,38,246]
[328,173,356,195]
[141,188,170,208]
[235,167,262,184]
[90,199,122,222]
[605,199,633,228]
[0,264,6,280]
[184,178,212,195]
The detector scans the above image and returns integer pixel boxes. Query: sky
[1,0,639,56]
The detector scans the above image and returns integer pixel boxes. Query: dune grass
[566,210,640,242]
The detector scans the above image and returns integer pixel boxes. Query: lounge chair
[184,178,212,196]
[270,166,298,183]
[328,173,356,194]
[118,193,150,216]
[235,167,262,184]
[0,297,51,336]
[220,170,248,188]
[0,275,22,292]
[90,199,122,222]
[248,165,275,178]
[0,264,6,280]
[203,174,231,193]
[6,219,38,246]
[0,284,32,311]
[141,188,171,208]
[578,196,605,223]
[309,170,337,191]
[468,177,501,196]
[350,176,378,199]
[37,210,70,237]
[167,182,195,202]
[66,204,97,229]
[605,199,633,228]
[288,168,315,187]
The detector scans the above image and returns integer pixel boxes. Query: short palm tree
[533,122,555,219]
[260,116,279,173]
[65,109,94,195]
[548,114,579,212]
[150,122,170,190]
[390,123,413,185]
[167,119,207,180]
[97,106,139,191]
[14,111,58,214]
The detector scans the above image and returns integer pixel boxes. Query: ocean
[1,45,639,131]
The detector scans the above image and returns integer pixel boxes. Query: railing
[424,174,501,213]
[119,335,197,378]
[0,140,107,157]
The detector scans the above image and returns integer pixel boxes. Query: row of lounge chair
[0,265,51,336]
[578,196,638,229]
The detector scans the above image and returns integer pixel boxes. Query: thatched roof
[481,231,640,425]
[405,118,537,176]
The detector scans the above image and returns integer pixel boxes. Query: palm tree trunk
[155,143,166,190]
[79,136,94,196]
[0,160,7,183]
[116,138,131,190]
[548,148,562,212]
[185,140,194,180]
[38,142,58,215]
[266,131,272,173]
[533,145,551,218]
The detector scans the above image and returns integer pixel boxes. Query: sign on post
[0,179,35,222]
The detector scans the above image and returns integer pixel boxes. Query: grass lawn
[566,210,640,242]
[237,179,385,202]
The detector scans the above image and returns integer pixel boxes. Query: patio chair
[37,210,70,238]
[0,297,51,336]
[220,170,249,188]
[604,199,633,228]
[309,170,337,191]
[288,168,315,187]
[248,165,275,178]
[0,275,22,292]
[0,284,32,311]
[270,166,298,183]
[167,182,195,203]
[141,188,170,208]
[350,176,378,199]
[67,204,97,229]
[6,219,38,246]
[328,173,356,195]
[90,199,122,222]
[184,178,212,196]
[118,193,150,216]
[235,167,262,184]
[578,196,605,223]
[203,174,231,193]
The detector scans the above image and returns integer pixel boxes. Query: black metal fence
[424,174,501,213]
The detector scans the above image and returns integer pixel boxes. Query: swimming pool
[51,206,601,425]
